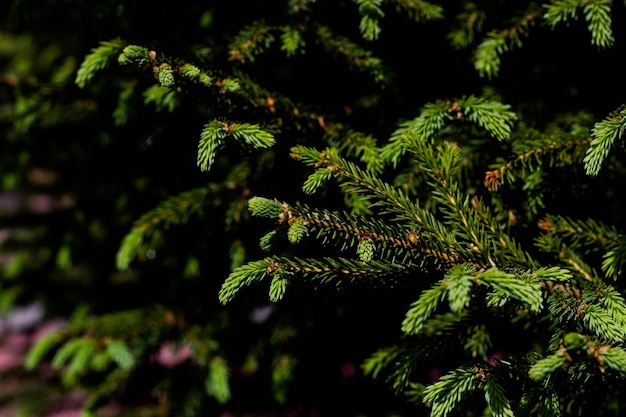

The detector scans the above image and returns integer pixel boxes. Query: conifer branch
[249,197,433,264]
[583,105,626,176]
[323,123,385,175]
[25,307,181,390]
[75,39,126,89]
[581,304,626,343]
[313,24,392,84]
[197,120,276,172]
[292,145,462,264]
[483,377,514,417]
[143,84,181,112]
[544,0,614,47]
[485,132,590,192]
[602,237,626,281]
[116,186,216,270]
[536,214,619,255]
[448,3,486,49]
[221,255,411,304]
[473,5,542,79]
[402,281,448,335]
[389,0,444,22]
[280,25,306,56]
[383,95,516,165]
[219,259,271,304]
[206,356,231,403]
[356,0,384,41]
[422,366,481,417]
[228,20,277,62]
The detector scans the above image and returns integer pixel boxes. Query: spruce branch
[143,84,180,112]
[602,238,626,281]
[422,366,481,417]
[599,347,626,372]
[583,105,626,175]
[323,123,385,175]
[460,95,517,140]
[75,39,125,88]
[410,140,533,269]
[314,24,392,84]
[528,353,567,381]
[219,259,271,304]
[484,131,590,192]
[117,44,153,67]
[446,264,475,313]
[228,20,277,63]
[473,31,507,80]
[582,0,614,47]
[206,356,231,403]
[544,0,614,47]
[401,281,448,335]
[536,214,619,254]
[26,307,178,391]
[581,303,626,343]
[384,95,516,165]
[280,26,306,56]
[268,255,409,286]
[448,3,486,49]
[105,339,136,370]
[221,255,411,304]
[356,0,385,41]
[473,5,542,79]
[197,121,276,172]
[534,232,596,283]
[389,0,444,22]
[361,345,404,380]
[538,214,626,281]
[250,197,441,266]
[116,186,215,270]
[483,377,514,417]
[291,145,461,264]
[478,268,544,313]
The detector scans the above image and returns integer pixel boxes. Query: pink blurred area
[155,342,192,368]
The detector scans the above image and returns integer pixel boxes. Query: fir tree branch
[313,24,392,84]
[75,39,126,89]
[356,0,384,41]
[422,366,481,417]
[228,20,277,63]
[583,105,626,176]
[483,377,514,417]
[404,137,535,269]
[389,0,444,22]
[280,25,306,56]
[249,197,432,265]
[292,145,462,264]
[448,3,486,49]
[116,186,216,270]
[473,4,543,79]
[197,120,276,172]
[206,356,231,403]
[402,281,448,335]
[537,214,619,256]
[323,123,385,175]
[383,95,516,166]
[484,130,590,192]
[544,0,614,47]
[219,259,271,304]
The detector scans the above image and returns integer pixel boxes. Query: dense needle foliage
[2,1,626,416]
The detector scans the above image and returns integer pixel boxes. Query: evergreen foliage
[3,0,626,416]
